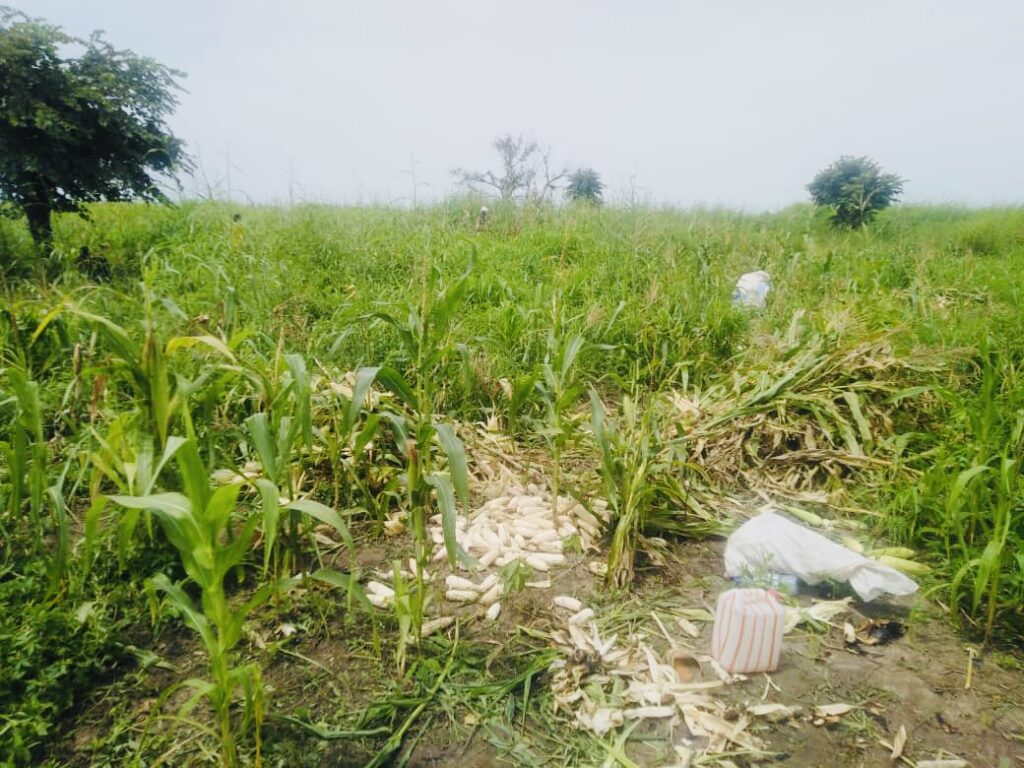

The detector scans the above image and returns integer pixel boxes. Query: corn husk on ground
[548,601,769,762]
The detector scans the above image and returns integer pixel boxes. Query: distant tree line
[1,4,906,279]
[452,134,604,206]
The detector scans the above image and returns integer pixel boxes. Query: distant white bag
[724,510,918,602]
[733,271,771,308]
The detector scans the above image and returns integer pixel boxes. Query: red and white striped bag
[710,588,785,674]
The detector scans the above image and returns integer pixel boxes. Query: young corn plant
[107,438,272,766]
[313,365,382,516]
[106,437,359,766]
[948,456,1020,643]
[0,366,78,590]
[34,290,236,450]
[86,415,184,569]
[903,344,1024,643]
[537,291,586,519]
[590,388,663,587]
[241,351,316,577]
[1,367,47,540]
[369,260,473,641]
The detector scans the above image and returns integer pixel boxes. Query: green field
[2,201,1023,766]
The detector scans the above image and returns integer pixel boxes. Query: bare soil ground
[640,541,1024,767]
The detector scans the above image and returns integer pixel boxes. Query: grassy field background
[1,200,1022,765]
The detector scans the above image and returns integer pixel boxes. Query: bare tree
[537,146,569,201]
[453,134,568,202]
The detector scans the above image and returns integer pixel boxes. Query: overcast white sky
[19,1,1024,208]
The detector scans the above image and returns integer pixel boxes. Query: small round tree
[564,168,604,205]
[807,156,904,229]
[0,7,190,252]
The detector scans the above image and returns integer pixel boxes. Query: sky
[17,1,1024,209]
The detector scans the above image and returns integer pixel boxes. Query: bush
[0,559,133,765]
[807,156,904,229]
[565,169,604,205]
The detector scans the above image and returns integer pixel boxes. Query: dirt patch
[403,738,502,768]
[627,538,1024,767]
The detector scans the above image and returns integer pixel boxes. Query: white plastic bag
[732,271,771,308]
[724,510,917,602]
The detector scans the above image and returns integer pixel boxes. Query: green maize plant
[369,259,473,642]
[312,365,383,515]
[375,373,472,650]
[241,351,315,578]
[107,437,359,765]
[590,388,662,588]
[33,291,235,451]
[948,456,1020,643]
[107,437,274,765]
[934,345,1024,642]
[0,296,72,383]
[537,290,586,520]
[1,367,47,541]
[0,364,78,591]
[86,415,186,570]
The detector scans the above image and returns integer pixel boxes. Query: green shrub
[0,559,133,766]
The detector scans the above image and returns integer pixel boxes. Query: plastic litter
[711,588,785,673]
[724,509,918,602]
[857,619,907,645]
[732,271,771,307]
[666,648,703,683]
[729,571,799,595]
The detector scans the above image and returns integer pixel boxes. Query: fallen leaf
[681,707,764,752]
[578,707,623,735]
[785,598,853,632]
[890,724,907,760]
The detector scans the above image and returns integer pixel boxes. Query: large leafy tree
[807,156,904,229]
[0,7,190,248]
[564,168,604,205]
